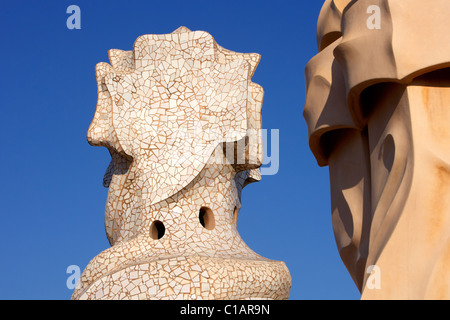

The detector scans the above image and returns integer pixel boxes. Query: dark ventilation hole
[199,207,215,230]
[382,134,395,172]
[233,207,239,227]
[149,220,165,240]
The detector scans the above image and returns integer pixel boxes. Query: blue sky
[0,0,360,300]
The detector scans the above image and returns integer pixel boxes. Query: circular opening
[199,207,215,231]
[382,134,395,171]
[233,207,238,227]
[149,220,165,240]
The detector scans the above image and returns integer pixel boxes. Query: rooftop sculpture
[72,27,291,300]
[304,0,450,299]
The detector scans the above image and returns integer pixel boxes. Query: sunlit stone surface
[72,27,291,300]
[304,0,450,299]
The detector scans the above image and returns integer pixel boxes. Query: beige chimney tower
[304,0,450,299]
[72,27,291,300]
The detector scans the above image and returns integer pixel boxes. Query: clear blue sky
[0,0,360,300]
